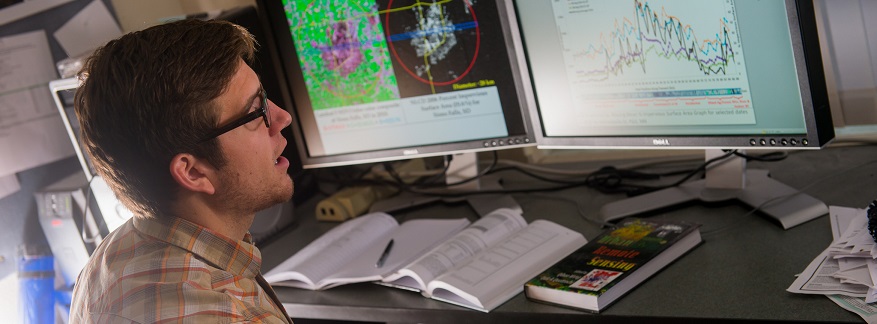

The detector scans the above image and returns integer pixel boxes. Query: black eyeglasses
[199,88,270,142]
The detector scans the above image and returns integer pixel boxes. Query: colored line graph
[556,0,747,84]
[544,0,756,128]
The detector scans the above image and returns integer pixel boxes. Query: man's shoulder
[70,220,243,323]
[90,218,173,265]
[70,284,290,324]
[89,218,217,280]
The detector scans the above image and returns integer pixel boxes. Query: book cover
[524,218,702,312]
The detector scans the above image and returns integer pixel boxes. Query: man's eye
[249,97,262,111]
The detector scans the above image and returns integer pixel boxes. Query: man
[69,18,294,323]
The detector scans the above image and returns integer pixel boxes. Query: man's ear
[169,153,216,195]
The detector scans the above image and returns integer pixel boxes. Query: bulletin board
[0,0,118,279]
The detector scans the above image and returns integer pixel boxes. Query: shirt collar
[132,216,262,277]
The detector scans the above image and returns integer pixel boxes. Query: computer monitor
[255,0,535,166]
[50,77,134,235]
[513,0,834,229]
[254,0,537,214]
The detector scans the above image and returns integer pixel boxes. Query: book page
[383,208,527,292]
[321,218,470,288]
[264,213,398,289]
[427,220,586,311]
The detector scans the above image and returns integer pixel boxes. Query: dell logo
[403,149,419,155]
[652,139,671,146]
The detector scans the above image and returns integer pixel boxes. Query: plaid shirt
[69,216,292,323]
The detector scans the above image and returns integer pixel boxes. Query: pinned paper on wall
[0,30,74,177]
[53,0,122,58]
[0,0,74,26]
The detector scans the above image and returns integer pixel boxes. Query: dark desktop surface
[260,144,875,323]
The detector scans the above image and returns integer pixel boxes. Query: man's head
[75,19,293,219]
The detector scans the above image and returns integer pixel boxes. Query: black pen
[375,239,394,268]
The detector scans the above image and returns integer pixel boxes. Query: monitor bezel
[50,77,97,181]
[254,0,537,169]
[514,0,834,151]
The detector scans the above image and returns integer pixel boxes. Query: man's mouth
[274,156,290,169]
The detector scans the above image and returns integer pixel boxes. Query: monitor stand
[368,152,521,217]
[599,149,827,229]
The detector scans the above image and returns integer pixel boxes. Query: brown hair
[74,19,257,218]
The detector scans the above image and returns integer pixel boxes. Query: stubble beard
[215,170,294,217]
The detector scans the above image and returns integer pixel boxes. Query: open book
[263,212,471,290]
[379,208,587,312]
[264,208,586,312]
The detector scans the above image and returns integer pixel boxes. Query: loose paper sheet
[787,207,869,297]
[787,206,877,323]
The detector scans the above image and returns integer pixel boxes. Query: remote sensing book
[524,218,702,312]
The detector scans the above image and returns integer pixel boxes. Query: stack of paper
[787,206,877,322]
[827,210,877,289]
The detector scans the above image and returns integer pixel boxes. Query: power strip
[315,159,426,221]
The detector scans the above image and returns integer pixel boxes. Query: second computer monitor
[513,0,835,228]
[516,0,833,149]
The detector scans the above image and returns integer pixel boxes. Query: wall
[111,0,254,32]
[0,0,262,280]
[0,0,118,281]
[818,0,877,128]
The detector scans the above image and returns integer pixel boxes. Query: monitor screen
[515,0,833,149]
[513,0,835,228]
[256,0,536,168]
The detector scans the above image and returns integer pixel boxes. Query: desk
[260,144,876,323]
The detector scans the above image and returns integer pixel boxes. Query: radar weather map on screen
[280,0,524,158]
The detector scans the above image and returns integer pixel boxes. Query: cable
[316,145,831,202]
[748,158,877,217]
[411,155,453,186]
[338,152,705,195]
[701,148,877,235]
[612,150,736,197]
[364,152,721,198]
[444,151,500,188]
[321,136,877,191]
[380,152,501,190]
[733,150,788,162]
[521,193,614,231]
[81,176,99,244]
[492,154,704,177]
[492,149,771,197]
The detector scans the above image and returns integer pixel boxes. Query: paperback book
[524,218,702,312]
